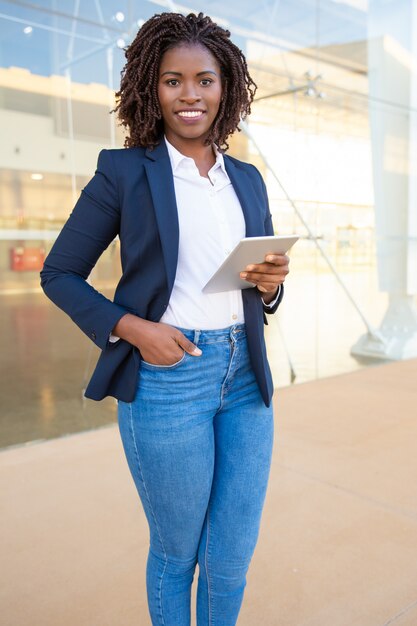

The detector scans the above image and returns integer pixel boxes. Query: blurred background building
[0,0,416,447]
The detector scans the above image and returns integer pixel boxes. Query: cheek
[211,95,222,116]
[211,85,223,109]
[157,85,170,110]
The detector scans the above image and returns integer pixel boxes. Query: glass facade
[1,0,416,447]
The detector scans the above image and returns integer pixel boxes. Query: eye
[166,79,180,86]
[200,78,213,86]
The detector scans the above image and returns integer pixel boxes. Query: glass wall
[1,0,415,447]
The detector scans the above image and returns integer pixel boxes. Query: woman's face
[157,43,223,146]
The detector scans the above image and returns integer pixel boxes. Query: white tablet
[202,235,299,294]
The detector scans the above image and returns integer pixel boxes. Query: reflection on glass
[0,0,415,446]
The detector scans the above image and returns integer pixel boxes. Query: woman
[41,12,289,626]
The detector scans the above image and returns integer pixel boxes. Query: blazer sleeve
[40,149,129,350]
[255,167,284,316]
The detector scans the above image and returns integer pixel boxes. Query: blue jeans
[117,324,274,626]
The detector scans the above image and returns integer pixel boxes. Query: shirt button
[232,314,237,320]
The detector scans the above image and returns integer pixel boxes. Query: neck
[165,134,216,164]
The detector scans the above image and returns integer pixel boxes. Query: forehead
[159,43,220,73]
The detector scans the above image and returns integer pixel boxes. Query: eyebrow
[160,70,218,77]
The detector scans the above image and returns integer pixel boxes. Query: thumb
[177,334,202,357]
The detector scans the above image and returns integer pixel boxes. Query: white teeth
[177,111,204,118]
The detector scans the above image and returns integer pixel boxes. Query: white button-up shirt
[160,137,246,329]
[109,137,279,341]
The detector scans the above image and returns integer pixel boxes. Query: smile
[176,110,206,119]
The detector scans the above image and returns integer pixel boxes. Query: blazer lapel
[224,158,265,237]
[143,144,264,293]
[144,141,179,293]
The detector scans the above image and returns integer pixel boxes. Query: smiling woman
[40,11,290,626]
[157,44,223,175]
[113,12,256,152]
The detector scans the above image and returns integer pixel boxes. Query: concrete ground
[1,358,417,626]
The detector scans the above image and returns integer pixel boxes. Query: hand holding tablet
[203,235,299,294]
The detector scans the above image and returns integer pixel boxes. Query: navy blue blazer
[40,140,283,406]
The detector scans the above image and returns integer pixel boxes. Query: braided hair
[113,12,257,151]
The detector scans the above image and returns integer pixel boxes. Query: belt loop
[194,329,201,345]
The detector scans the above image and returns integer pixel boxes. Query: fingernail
[266,255,274,262]
[258,286,267,292]
[246,265,255,271]
[240,272,247,279]
[193,347,202,356]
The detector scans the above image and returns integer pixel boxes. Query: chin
[173,129,211,142]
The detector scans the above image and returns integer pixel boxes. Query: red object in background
[10,246,46,271]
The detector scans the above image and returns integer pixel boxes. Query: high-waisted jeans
[117,324,274,626]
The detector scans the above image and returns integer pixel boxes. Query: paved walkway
[1,359,417,625]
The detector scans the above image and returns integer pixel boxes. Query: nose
[179,94,202,104]
[179,83,202,104]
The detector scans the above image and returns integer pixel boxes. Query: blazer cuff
[262,283,284,315]
[262,284,281,309]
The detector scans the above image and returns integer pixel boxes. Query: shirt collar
[164,136,227,176]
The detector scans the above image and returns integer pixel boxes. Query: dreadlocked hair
[113,12,257,151]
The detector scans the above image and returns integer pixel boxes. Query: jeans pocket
[140,351,187,370]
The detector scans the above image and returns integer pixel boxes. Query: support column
[351,0,417,359]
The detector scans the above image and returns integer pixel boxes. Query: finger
[240,270,286,283]
[257,283,278,293]
[176,334,202,356]
[243,263,287,275]
[264,253,290,265]
[243,255,288,270]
